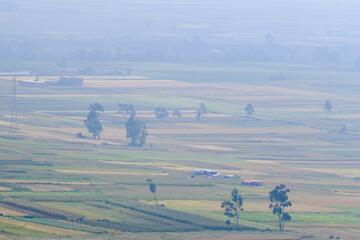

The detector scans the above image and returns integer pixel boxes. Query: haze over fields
[0,1,360,240]
[1,0,360,66]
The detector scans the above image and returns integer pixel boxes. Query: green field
[0,61,359,239]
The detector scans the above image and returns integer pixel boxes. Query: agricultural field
[0,62,359,239]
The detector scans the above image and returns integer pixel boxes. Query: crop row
[10,216,107,234]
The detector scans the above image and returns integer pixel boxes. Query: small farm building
[242,180,263,187]
[192,169,221,177]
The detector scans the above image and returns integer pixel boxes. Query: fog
[1,0,360,65]
[1,2,360,238]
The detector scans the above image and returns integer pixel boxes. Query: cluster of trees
[83,102,148,146]
[221,188,243,230]
[125,115,148,147]
[222,184,292,232]
[155,107,169,120]
[84,100,343,145]
[154,103,207,121]
[118,103,148,147]
[84,103,104,139]
[83,102,209,146]
[4,33,360,67]
[118,103,136,121]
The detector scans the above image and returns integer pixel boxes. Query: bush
[76,132,85,138]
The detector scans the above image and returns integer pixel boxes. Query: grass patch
[301,184,360,191]
[10,217,107,234]
[0,139,62,147]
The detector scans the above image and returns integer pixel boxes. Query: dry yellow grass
[336,190,360,197]
[268,107,321,112]
[100,160,194,172]
[156,199,346,218]
[100,160,163,166]
[300,168,360,178]
[0,119,10,126]
[329,114,360,119]
[220,169,260,176]
[0,186,12,191]
[0,216,87,235]
[38,202,119,222]
[143,200,222,219]
[185,238,300,240]
[0,122,121,145]
[14,93,143,98]
[186,144,236,151]
[80,75,149,80]
[243,200,346,213]
[1,76,58,81]
[84,79,197,88]
[100,161,260,174]
[22,184,74,192]
[55,170,168,175]
[100,160,189,169]
[297,195,360,208]
[219,84,333,98]
[296,227,360,240]
[1,114,27,119]
[293,180,360,187]
[0,119,129,146]
[212,95,308,101]
[134,111,232,118]
[0,180,104,185]
[0,207,26,217]
[246,160,279,164]
[148,126,326,135]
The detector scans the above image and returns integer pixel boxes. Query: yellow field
[0,186,12,191]
[186,144,236,151]
[55,170,169,175]
[22,184,74,192]
[84,79,196,88]
[301,168,360,178]
[0,217,87,235]
[329,114,360,119]
[0,207,26,217]
[0,180,105,185]
[144,200,274,230]
[147,126,326,135]
[37,202,120,222]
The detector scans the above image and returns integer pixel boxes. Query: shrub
[76,132,85,138]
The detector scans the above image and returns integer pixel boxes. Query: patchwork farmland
[0,62,359,239]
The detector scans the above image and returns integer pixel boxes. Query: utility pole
[10,77,17,134]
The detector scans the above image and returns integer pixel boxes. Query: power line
[10,77,17,134]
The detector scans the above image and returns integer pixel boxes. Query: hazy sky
[1,0,360,45]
